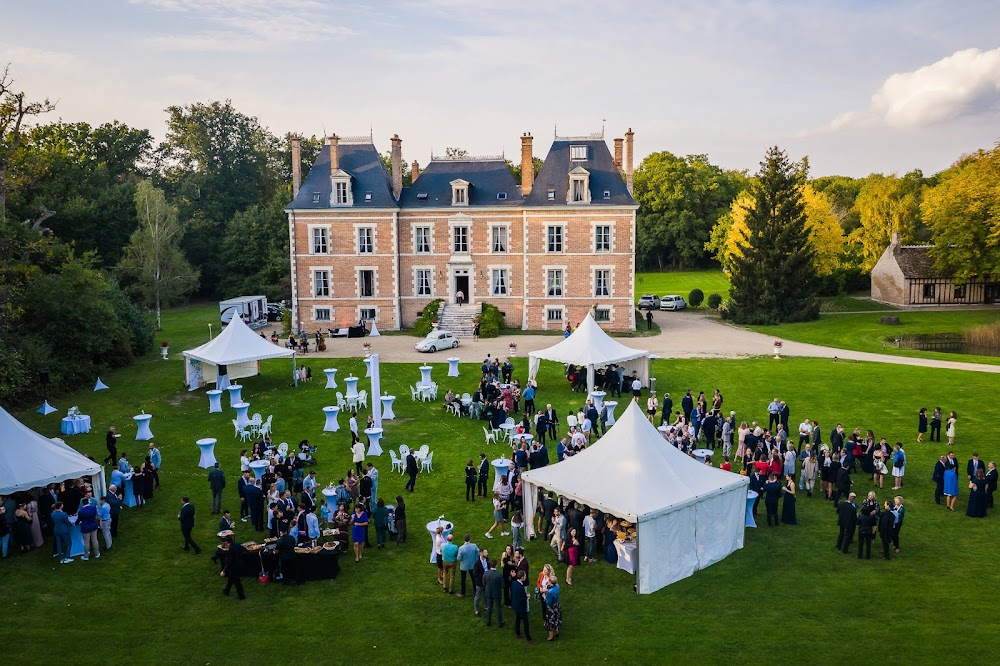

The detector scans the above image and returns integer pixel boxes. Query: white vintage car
[414,330,460,353]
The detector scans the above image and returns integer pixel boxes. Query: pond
[893,333,1000,358]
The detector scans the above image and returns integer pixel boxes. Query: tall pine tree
[726,147,819,324]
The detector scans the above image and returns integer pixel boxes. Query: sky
[3,0,1000,177]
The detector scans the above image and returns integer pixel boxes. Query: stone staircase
[438,303,479,338]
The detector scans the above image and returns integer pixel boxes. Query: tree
[219,190,292,302]
[811,175,863,235]
[0,64,55,224]
[507,156,543,183]
[850,173,922,271]
[725,147,819,324]
[379,150,412,186]
[119,180,199,330]
[922,144,1000,281]
[634,152,743,269]
[444,146,469,159]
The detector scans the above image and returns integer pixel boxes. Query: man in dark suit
[472,548,488,617]
[105,486,123,538]
[237,471,251,521]
[682,391,694,424]
[830,423,844,452]
[545,404,558,441]
[932,455,947,504]
[833,464,852,506]
[985,462,997,509]
[103,426,118,465]
[878,500,895,560]
[660,393,673,426]
[208,463,226,514]
[535,410,548,445]
[476,454,489,497]
[483,558,504,627]
[405,451,418,492]
[748,470,764,516]
[779,401,790,433]
[221,536,246,599]
[511,570,534,643]
[178,497,201,555]
[836,493,858,554]
[857,507,876,559]
[218,510,235,532]
[967,453,985,480]
[586,402,600,438]
[244,480,264,531]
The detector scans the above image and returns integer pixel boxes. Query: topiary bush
[413,299,444,337]
[478,303,505,338]
[707,293,722,310]
[688,288,704,308]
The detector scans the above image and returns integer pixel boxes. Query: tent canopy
[0,405,103,495]
[184,314,294,366]
[521,400,746,522]
[528,313,649,393]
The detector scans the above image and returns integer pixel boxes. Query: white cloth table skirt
[133,414,153,441]
[447,357,460,377]
[197,438,218,469]
[419,365,433,386]
[614,540,637,574]
[207,390,223,413]
[322,489,338,512]
[324,368,338,389]
[227,384,243,407]
[380,395,396,420]
[693,448,713,463]
[492,458,513,490]
[61,416,91,435]
[364,357,373,378]
[323,406,340,432]
[510,433,533,448]
[69,521,85,557]
[426,519,453,564]
[344,376,359,399]
[590,391,606,412]
[233,402,251,429]
[746,491,758,528]
[249,460,269,481]
[604,401,618,426]
[122,477,136,507]
[365,427,383,456]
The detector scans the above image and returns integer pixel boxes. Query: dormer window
[312,192,321,203]
[568,166,591,204]
[570,145,587,160]
[450,179,470,206]
[330,168,353,206]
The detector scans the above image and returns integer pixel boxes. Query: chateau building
[285,129,638,333]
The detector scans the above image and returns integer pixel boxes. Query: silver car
[659,295,687,311]
[638,294,660,310]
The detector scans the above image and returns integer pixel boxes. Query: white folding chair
[260,415,273,438]
[277,442,289,459]
[358,390,368,409]
[462,393,471,403]
[399,445,410,459]
[418,444,430,458]
[336,392,347,409]
[250,413,262,436]
[420,451,434,473]
[421,387,432,402]
[429,384,438,400]
[483,426,497,445]
[390,450,403,474]
[232,419,241,437]
[410,385,418,401]
[449,402,461,417]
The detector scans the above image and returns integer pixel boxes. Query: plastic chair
[358,390,368,409]
[483,426,497,445]
[420,451,434,473]
[390,450,403,474]
[410,385,418,401]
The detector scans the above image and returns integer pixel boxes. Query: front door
[456,274,470,304]
[986,284,998,304]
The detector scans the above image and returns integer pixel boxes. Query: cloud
[811,47,1000,134]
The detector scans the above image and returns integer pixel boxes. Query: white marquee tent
[0,405,106,497]
[183,314,296,390]
[528,313,650,394]
[521,401,749,594]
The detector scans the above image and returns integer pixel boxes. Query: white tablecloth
[427,519,453,564]
[492,458,513,490]
[614,540,637,574]
[380,395,396,420]
[61,416,91,435]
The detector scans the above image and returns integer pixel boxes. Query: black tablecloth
[216,546,341,581]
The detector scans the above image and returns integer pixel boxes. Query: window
[364,192,372,202]
[568,167,590,203]
[357,227,374,254]
[547,226,563,253]
[415,227,431,253]
[454,226,469,253]
[594,269,610,297]
[416,269,432,296]
[595,225,611,252]
[491,226,508,253]
[314,308,331,322]
[571,178,587,202]
[491,269,508,296]
[547,269,564,296]
[359,308,376,321]
[923,283,936,299]
[547,189,555,201]
[416,192,428,201]
[313,270,330,297]
[570,145,587,160]
[595,308,611,322]
[497,192,507,201]
[311,192,321,203]
[334,181,349,205]
[451,179,469,206]
[954,284,967,300]
[359,270,375,298]
[546,308,563,322]
[312,227,328,254]
[603,190,611,199]
[454,188,466,204]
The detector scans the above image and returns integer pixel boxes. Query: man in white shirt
[767,398,781,431]
[631,376,642,402]
[798,419,813,451]
[582,509,597,562]
[349,414,358,436]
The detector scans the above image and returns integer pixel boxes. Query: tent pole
[292,353,299,387]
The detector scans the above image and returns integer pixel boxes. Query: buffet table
[214,545,341,581]
[613,540,637,574]
[61,415,91,436]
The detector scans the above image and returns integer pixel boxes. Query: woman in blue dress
[943,462,959,512]
[350,504,369,562]
[603,517,619,564]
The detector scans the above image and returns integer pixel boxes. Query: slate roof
[894,246,935,279]
[398,159,522,207]
[287,142,397,210]
[524,138,635,207]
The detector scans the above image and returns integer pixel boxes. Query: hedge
[413,299,444,337]
[478,303,505,338]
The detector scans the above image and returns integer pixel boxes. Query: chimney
[624,128,634,194]
[390,133,402,200]
[613,138,623,171]
[328,133,339,172]
[291,134,302,196]
[890,231,901,256]
[411,159,421,182]
[520,132,534,195]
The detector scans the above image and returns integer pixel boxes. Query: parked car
[415,330,460,352]
[659,295,687,311]
[637,294,661,310]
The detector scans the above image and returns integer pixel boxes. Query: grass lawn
[5,304,999,663]
[751,310,1000,365]
[818,294,897,313]
[635,269,730,302]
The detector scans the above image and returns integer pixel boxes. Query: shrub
[413,299,444,337]
[688,288,704,308]
[478,303,505,338]
[281,307,293,337]
[707,293,722,310]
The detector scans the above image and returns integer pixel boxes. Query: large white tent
[528,313,649,394]
[0,405,106,497]
[183,314,296,390]
[521,401,749,594]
